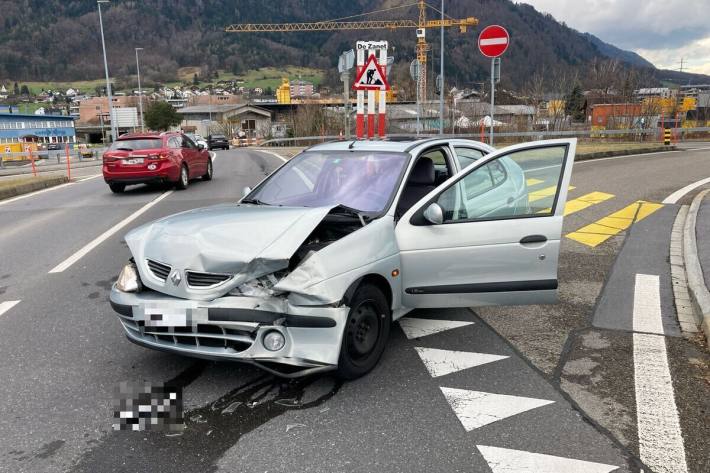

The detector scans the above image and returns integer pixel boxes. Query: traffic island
[0,175,69,201]
[682,189,710,344]
[575,143,676,161]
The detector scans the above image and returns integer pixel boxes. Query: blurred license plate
[144,305,188,327]
[124,158,144,165]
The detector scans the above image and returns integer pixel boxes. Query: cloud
[519,1,710,73]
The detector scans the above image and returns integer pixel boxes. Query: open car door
[395,139,576,308]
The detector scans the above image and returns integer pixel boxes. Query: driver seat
[396,157,436,217]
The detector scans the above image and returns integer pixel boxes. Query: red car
[102,132,213,193]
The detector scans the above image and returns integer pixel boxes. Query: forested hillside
[1,0,707,89]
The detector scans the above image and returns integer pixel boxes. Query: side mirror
[242,186,252,197]
[197,144,205,151]
[423,202,444,225]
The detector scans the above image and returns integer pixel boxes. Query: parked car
[47,142,62,151]
[109,137,575,379]
[186,133,208,150]
[102,132,213,193]
[77,143,95,159]
[207,134,229,150]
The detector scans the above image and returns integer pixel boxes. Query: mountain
[0,0,707,89]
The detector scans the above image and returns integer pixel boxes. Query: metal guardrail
[258,127,710,147]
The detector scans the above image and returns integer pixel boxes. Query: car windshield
[247,151,409,213]
[109,138,162,150]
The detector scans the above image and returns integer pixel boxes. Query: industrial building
[0,113,76,145]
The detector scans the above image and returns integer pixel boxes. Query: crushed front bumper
[109,285,348,377]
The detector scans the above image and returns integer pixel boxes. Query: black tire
[175,164,189,190]
[202,158,213,181]
[337,284,391,380]
[109,183,125,193]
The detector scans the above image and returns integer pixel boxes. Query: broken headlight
[229,273,282,297]
[116,262,142,293]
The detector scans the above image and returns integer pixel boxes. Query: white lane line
[255,149,288,162]
[662,176,710,204]
[48,191,173,273]
[440,387,554,431]
[77,174,103,182]
[398,317,473,339]
[632,274,665,335]
[477,445,619,473]
[0,300,21,318]
[209,151,217,162]
[0,182,74,207]
[633,273,688,473]
[414,347,508,378]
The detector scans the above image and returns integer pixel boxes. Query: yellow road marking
[563,191,615,216]
[566,201,663,247]
[526,178,544,187]
[529,185,575,203]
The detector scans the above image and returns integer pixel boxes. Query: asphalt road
[0,144,708,472]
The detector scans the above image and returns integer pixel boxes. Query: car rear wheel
[108,183,125,193]
[202,158,213,181]
[175,164,189,190]
[337,284,391,380]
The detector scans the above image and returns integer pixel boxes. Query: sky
[519,0,710,75]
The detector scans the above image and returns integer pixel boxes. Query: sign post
[478,25,510,145]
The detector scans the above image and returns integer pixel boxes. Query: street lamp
[97,0,117,142]
[135,47,144,132]
[439,0,445,135]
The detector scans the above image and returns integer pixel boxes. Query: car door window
[454,147,485,169]
[167,137,180,149]
[420,147,454,185]
[436,145,567,222]
[182,135,197,149]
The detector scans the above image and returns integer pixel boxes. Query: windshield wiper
[241,198,270,206]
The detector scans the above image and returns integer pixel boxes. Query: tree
[565,84,585,122]
[193,73,199,85]
[144,101,181,131]
[13,82,19,96]
[20,84,30,96]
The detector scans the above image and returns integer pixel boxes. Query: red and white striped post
[367,46,376,139]
[356,48,365,139]
[377,47,387,138]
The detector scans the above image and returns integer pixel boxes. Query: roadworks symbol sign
[353,54,390,91]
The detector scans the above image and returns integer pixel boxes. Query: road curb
[0,175,70,201]
[575,145,676,161]
[682,188,710,343]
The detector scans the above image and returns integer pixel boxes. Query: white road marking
[0,182,74,206]
[0,300,21,318]
[414,347,508,378]
[48,191,174,273]
[632,274,665,334]
[477,445,619,473]
[77,174,102,182]
[398,317,473,339]
[440,387,554,431]
[632,273,688,473]
[209,151,217,162]
[576,149,679,164]
[255,149,288,162]
[662,176,710,204]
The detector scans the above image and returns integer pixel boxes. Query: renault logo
[170,270,182,286]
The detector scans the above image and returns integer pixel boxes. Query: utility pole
[97,1,117,142]
[439,0,444,134]
[135,47,144,132]
[490,59,495,145]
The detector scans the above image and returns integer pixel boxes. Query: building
[71,96,145,125]
[0,113,76,145]
[590,103,644,128]
[178,104,272,138]
[290,80,314,98]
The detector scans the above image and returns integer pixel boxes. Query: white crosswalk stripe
[414,347,508,378]
[476,445,619,473]
[398,317,473,339]
[440,387,554,431]
[0,300,20,318]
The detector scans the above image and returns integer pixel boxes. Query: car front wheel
[337,284,391,380]
[175,164,189,190]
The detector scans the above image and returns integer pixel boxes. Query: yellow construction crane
[225,1,478,101]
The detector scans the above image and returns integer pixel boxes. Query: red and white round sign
[478,25,510,58]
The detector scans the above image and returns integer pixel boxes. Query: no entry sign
[478,25,509,58]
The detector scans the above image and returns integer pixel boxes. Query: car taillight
[148,153,169,160]
[103,155,117,162]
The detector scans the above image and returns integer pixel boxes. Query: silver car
[110,137,576,379]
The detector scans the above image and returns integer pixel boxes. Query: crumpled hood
[125,203,334,299]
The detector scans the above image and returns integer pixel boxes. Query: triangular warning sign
[353,54,390,91]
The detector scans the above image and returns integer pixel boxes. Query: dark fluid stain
[81,282,90,287]
[72,363,341,473]
[35,440,65,459]
[0,286,6,295]
[88,292,100,299]
[1,274,10,279]
[95,278,116,291]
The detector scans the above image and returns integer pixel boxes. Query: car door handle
[520,235,547,244]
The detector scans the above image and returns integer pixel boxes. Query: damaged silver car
[110,137,576,379]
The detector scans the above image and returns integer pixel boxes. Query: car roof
[305,137,476,154]
[117,132,178,140]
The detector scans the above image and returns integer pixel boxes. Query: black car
[207,134,229,150]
